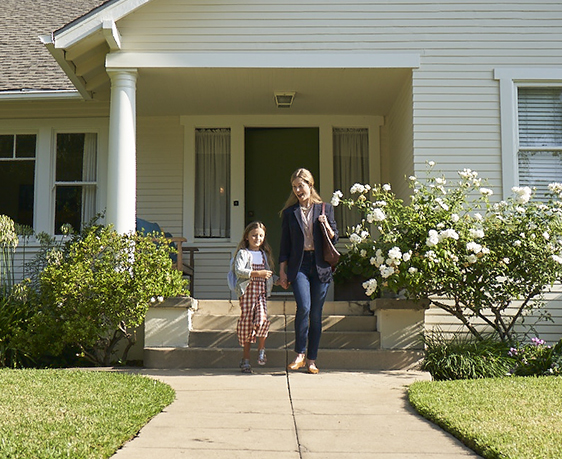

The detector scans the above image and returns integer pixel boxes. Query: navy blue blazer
[279,202,339,283]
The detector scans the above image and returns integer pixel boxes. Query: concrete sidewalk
[112,368,481,458]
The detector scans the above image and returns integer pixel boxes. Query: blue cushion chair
[136,218,197,295]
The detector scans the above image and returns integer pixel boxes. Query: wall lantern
[274,91,296,108]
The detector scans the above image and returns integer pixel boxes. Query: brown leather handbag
[320,203,340,270]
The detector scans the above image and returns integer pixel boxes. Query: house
[2,0,562,343]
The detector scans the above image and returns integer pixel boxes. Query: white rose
[466,242,482,253]
[426,230,440,247]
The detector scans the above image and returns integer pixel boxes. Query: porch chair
[136,218,197,295]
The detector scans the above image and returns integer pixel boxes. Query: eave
[40,0,152,100]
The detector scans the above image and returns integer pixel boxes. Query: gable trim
[40,34,91,100]
[106,52,421,70]
[53,0,152,49]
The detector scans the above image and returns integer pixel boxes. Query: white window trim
[0,119,108,236]
[494,68,562,199]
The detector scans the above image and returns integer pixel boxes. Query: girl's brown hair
[235,221,275,270]
[280,167,323,213]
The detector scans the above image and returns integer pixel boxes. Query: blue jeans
[291,251,330,361]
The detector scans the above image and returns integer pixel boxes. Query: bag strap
[322,202,325,215]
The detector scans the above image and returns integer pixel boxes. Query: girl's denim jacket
[233,248,277,298]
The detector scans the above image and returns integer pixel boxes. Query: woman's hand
[279,272,289,290]
[318,214,335,239]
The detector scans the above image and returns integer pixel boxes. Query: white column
[106,69,138,234]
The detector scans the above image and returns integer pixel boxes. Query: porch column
[106,68,138,233]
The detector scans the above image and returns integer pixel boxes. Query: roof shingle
[0,0,112,92]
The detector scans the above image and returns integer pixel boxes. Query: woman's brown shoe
[287,359,306,371]
[307,362,319,374]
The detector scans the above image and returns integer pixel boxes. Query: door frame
[180,115,383,245]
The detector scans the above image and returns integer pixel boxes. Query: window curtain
[195,128,231,238]
[81,133,97,226]
[333,128,369,233]
[518,88,562,200]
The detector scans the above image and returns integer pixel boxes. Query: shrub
[23,223,188,366]
[422,330,515,380]
[509,337,562,376]
[0,215,18,296]
[0,282,35,368]
[334,162,562,342]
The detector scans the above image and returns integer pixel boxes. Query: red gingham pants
[236,262,270,347]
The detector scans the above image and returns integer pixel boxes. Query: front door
[244,127,320,271]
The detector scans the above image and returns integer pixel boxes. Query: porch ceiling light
[274,91,296,108]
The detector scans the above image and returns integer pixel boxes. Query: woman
[279,168,338,374]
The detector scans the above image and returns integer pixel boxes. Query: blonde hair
[280,168,323,213]
[235,221,275,270]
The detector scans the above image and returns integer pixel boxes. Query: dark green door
[245,127,320,273]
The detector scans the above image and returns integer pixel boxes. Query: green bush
[23,223,188,366]
[422,330,515,380]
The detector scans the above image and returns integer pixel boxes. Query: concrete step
[194,300,373,316]
[191,314,287,331]
[144,347,423,371]
[188,330,381,350]
[190,314,377,332]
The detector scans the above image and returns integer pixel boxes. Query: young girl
[232,221,277,373]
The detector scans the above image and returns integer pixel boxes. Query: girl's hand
[253,269,272,279]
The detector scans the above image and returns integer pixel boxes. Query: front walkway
[112,368,481,458]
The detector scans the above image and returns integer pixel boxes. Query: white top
[250,250,264,265]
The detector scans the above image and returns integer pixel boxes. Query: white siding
[0,100,109,120]
[425,285,562,345]
[191,247,234,299]
[136,116,184,236]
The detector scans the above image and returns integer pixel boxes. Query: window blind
[517,88,562,200]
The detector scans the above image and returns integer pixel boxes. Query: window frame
[495,68,562,198]
[193,127,231,239]
[53,132,99,234]
[0,133,38,229]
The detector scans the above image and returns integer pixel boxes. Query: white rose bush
[334,162,562,342]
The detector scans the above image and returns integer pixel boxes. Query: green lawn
[408,376,562,459]
[0,369,175,459]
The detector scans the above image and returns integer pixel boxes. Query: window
[517,87,562,200]
[0,134,36,228]
[333,127,369,232]
[194,128,231,238]
[54,133,97,234]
